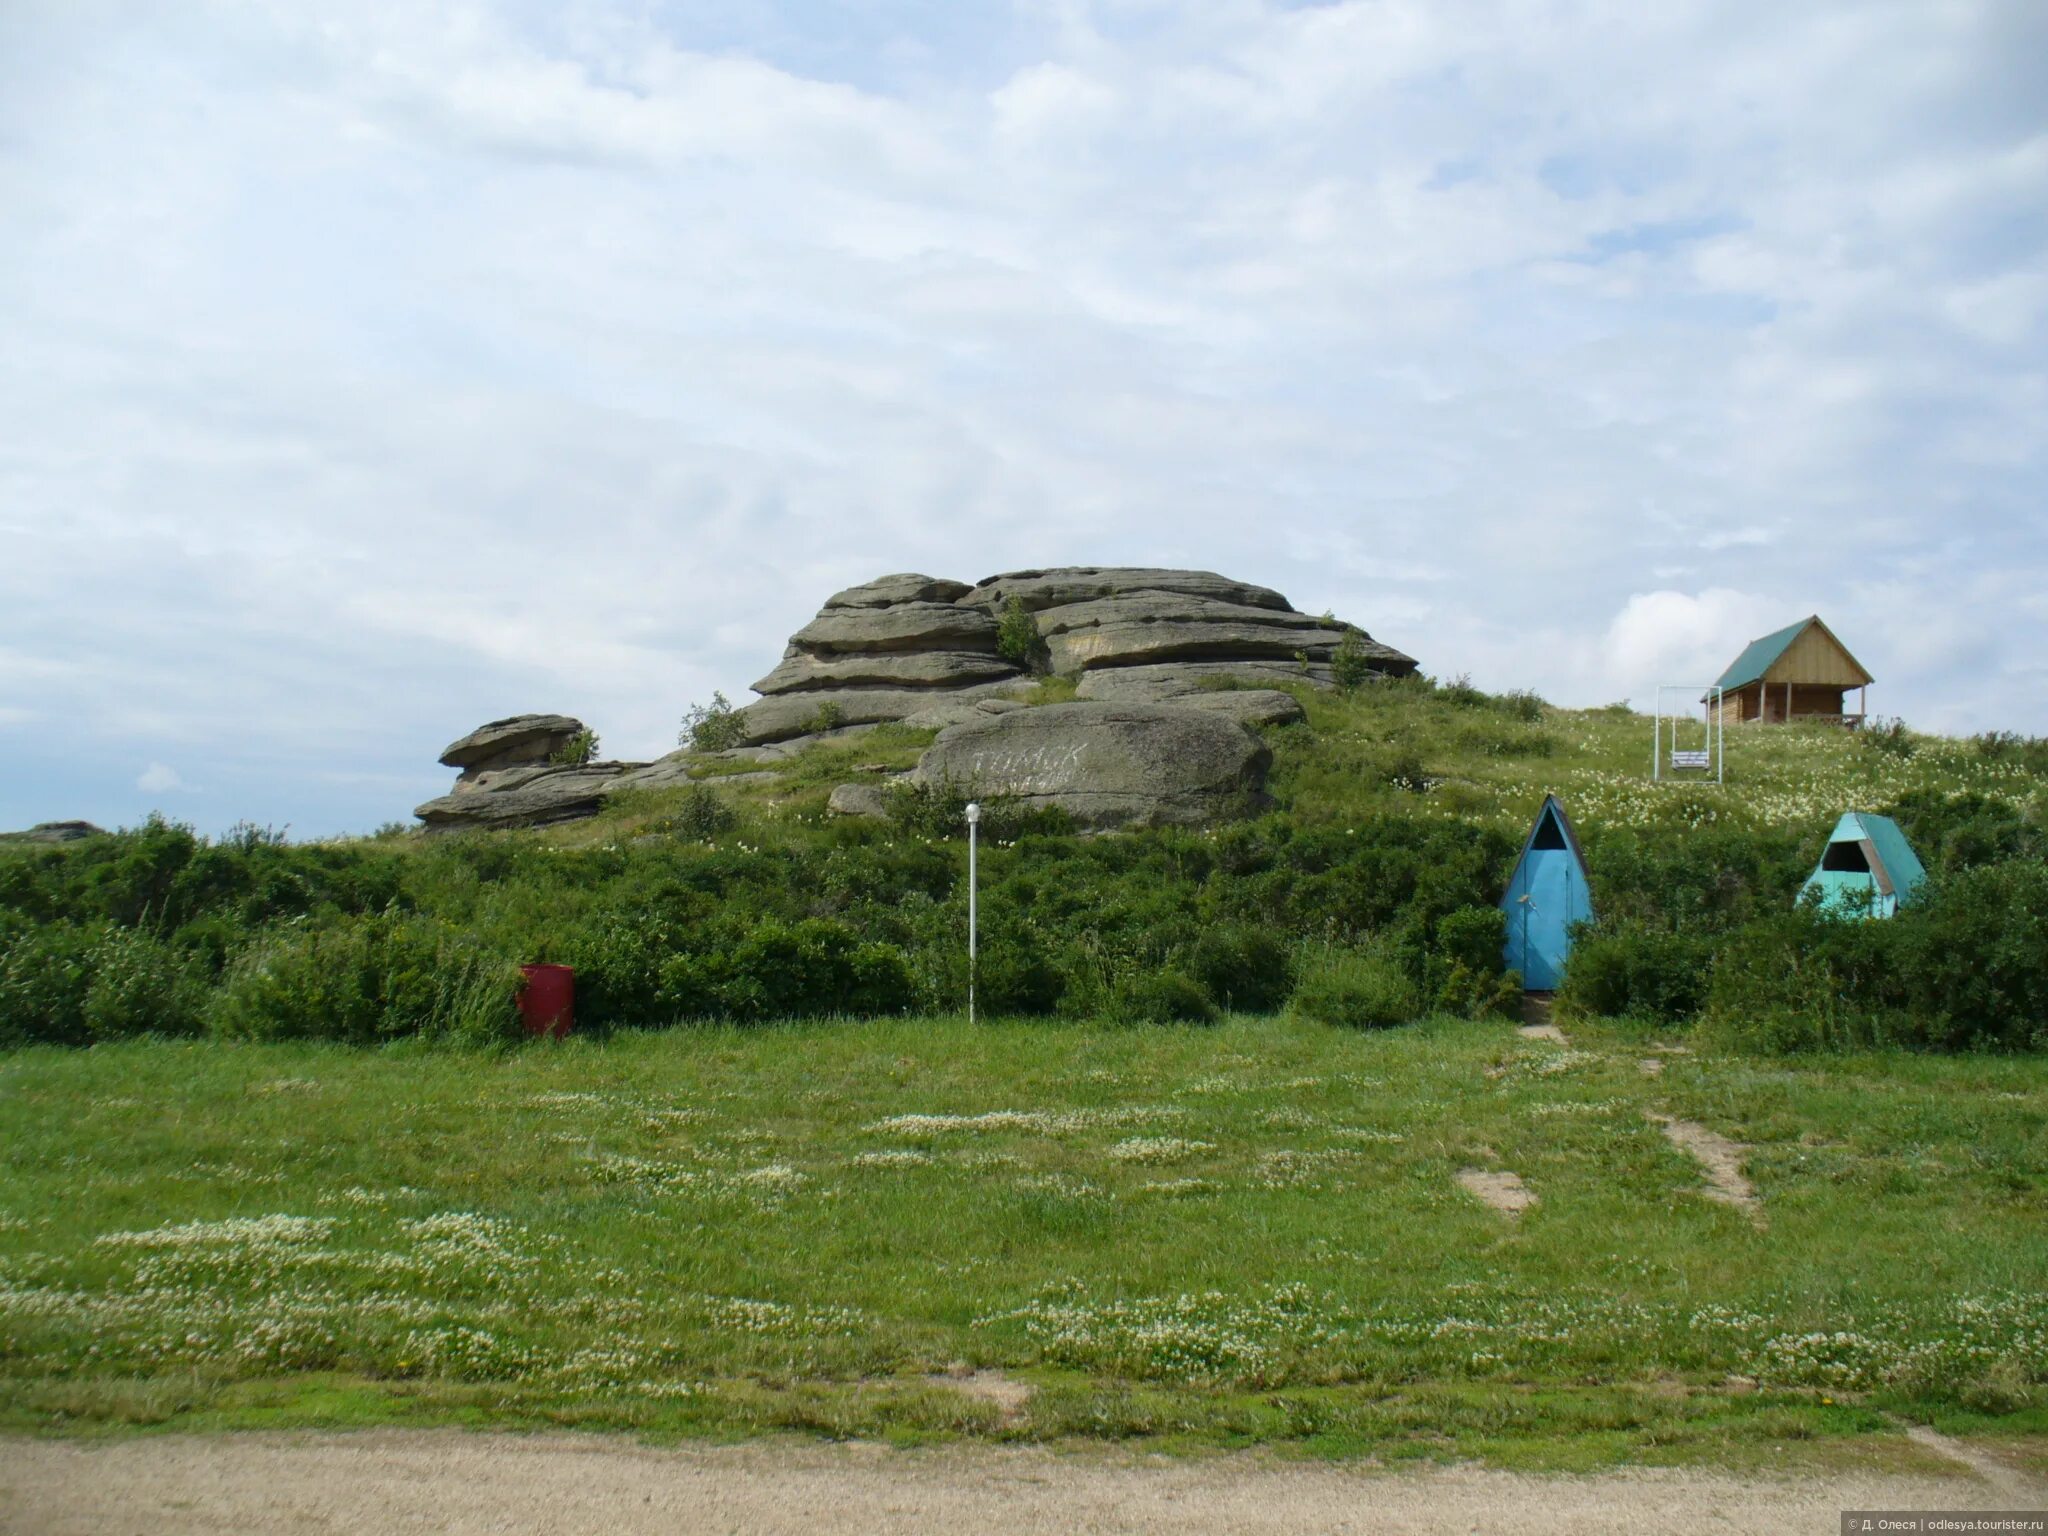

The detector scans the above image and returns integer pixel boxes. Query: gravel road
[6,1430,2044,1535]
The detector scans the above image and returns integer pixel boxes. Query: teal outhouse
[1501,796,1594,992]
[1802,811,1926,918]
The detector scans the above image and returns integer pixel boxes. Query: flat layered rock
[792,602,1001,656]
[1171,689,1306,728]
[962,567,1292,614]
[1075,660,1335,700]
[823,573,973,609]
[438,714,585,771]
[1034,591,1333,638]
[415,763,630,831]
[752,649,1021,696]
[911,701,1271,830]
[1045,617,1354,674]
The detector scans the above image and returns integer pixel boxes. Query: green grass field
[4,1013,2043,1467]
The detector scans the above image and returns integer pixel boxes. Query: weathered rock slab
[961,567,1292,614]
[1045,617,1354,674]
[753,649,1020,696]
[1074,660,1334,700]
[1033,591,1332,638]
[827,783,895,819]
[415,763,629,831]
[792,602,1000,656]
[824,573,972,609]
[1173,689,1307,728]
[911,701,1271,830]
[438,714,584,770]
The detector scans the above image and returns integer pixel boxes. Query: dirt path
[1649,1111,1766,1226]
[4,1431,2041,1536]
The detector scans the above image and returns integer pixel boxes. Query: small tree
[550,728,600,766]
[996,596,1049,673]
[1331,626,1376,693]
[680,692,746,752]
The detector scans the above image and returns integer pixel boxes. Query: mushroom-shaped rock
[911,701,1272,831]
[438,714,586,771]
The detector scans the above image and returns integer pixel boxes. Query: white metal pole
[965,802,980,1024]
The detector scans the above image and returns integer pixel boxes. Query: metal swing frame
[1652,684,1724,783]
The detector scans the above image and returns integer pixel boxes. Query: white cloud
[136,763,193,795]
[1602,590,1785,704]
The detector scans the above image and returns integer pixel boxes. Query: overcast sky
[3,1,2045,836]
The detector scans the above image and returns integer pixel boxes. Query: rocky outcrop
[911,701,1273,831]
[439,714,586,790]
[0,820,107,844]
[827,782,894,819]
[734,566,1412,748]
[414,565,1411,831]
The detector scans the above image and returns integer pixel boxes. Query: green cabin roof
[1714,617,1815,691]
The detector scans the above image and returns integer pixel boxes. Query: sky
[2,0,2044,837]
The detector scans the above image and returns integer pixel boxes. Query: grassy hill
[1,680,2044,1456]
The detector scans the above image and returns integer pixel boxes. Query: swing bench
[1652,685,1725,782]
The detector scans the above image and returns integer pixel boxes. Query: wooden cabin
[1708,616,1872,726]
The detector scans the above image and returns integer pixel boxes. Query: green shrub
[1556,924,1713,1022]
[1186,925,1292,1013]
[657,785,740,842]
[1893,860,2048,1050]
[1425,905,1520,1018]
[1111,969,1217,1024]
[1289,945,1420,1030]
[1370,747,1431,794]
[996,595,1050,672]
[81,925,205,1039]
[0,919,99,1046]
[1330,627,1377,693]
[550,728,600,766]
[710,918,915,1020]
[1860,716,1916,760]
[209,912,519,1045]
[887,779,1070,842]
[1698,907,1899,1053]
[680,692,746,753]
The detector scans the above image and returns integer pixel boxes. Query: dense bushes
[1289,944,1419,1030]
[0,805,1525,1045]
[210,911,519,1046]
[6,790,2041,1052]
[1566,860,2048,1053]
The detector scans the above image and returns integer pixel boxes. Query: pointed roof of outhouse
[1820,810,1926,900]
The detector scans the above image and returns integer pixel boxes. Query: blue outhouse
[1501,796,1595,992]
[1801,811,1926,919]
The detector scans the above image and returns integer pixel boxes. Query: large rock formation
[911,702,1273,830]
[413,566,1415,833]
[735,566,1411,747]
